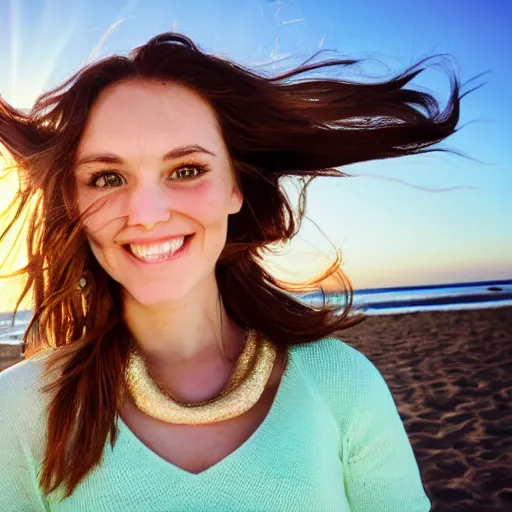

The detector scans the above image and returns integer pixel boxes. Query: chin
[123,282,193,308]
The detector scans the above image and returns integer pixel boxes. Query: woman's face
[74,79,243,307]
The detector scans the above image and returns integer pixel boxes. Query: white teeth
[129,237,186,262]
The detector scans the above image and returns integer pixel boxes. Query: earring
[77,271,90,292]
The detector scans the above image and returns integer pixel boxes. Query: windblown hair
[0,32,471,497]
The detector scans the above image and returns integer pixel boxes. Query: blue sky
[0,0,510,290]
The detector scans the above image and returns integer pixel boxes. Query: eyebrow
[75,144,216,168]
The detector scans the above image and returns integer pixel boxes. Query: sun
[0,147,31,313]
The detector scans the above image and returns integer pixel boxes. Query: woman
[0,31,464,510]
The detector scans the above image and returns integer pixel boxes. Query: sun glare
[0,146,31,313]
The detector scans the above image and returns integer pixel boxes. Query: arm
[0,362,50,511]
[341,350,431,512]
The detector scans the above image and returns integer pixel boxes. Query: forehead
[76,80,222,160]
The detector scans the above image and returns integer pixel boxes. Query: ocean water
[1,279,511,346]
[301,278,512,316]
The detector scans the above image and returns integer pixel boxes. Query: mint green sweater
[0,337,431,511]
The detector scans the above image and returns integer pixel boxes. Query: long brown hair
[0,32,472,497]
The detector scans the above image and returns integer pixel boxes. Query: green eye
[170,166,202,181]
[89,172,125,188]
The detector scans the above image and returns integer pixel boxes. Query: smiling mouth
[123,234,194,263]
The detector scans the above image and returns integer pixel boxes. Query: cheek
[86,232,123,281]
[85,231,114,268]
[87,237,104,263]
[80,200,124,268]
[182,180,233,224]
[79,193,125,235]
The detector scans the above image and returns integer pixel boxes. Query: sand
[0,343,23,372]
[337,306,512,511]
[1,306,511,511]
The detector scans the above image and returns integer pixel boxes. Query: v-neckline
[115,345,297,478]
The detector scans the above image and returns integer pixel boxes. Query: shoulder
[0,354,57,508]
[0,352,53,434]
[290,335,382,386]
[0,351,51,395]
[290,336,395,425]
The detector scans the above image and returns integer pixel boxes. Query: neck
[121,275,245,371]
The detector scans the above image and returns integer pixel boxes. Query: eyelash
[86,163,211,189]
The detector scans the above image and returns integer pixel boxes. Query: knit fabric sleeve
[0,358,51,511]
[336,342,431,512]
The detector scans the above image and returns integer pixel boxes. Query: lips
[129,237,185,260]
[123,234,193,264]
[120,233,194,245]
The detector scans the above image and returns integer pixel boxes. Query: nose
[126,181,172,229]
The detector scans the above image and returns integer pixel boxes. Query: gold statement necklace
[123,329,277,425]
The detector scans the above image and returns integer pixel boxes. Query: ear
[228,185,243,215]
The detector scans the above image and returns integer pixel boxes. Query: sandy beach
[0,343,23,373]
[1,306,511,510]
[338,306,512,511]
